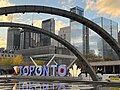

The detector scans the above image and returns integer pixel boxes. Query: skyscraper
[20,29,41,49]
[58,26,71,47]
[20,18,55,49]
[118,31,120,45]
[70,6,89,55]
[42,18,55,46]
[92,17,118,60]
[7,27,21,50]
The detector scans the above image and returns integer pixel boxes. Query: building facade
[91,61,120,74]
[118,31,120,45]
[58,26,71,47]
[70,6,89,55]
[92,17,118,60]
[20,29,41,49]
[20,18,55,49]
[18,46,72,56]
[0,49,19,58]
[7,27,21,50]
[42,18,55,46]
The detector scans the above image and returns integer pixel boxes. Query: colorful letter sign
[13,64,67,77]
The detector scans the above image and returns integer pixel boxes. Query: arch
[0,5,119,81]
[0,22,99,81]
[0,5,119,58]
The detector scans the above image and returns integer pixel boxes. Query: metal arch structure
[0,5,119,80]
[0,22,99,81]
[0,5,119,58]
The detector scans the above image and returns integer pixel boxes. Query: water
[0,80,120,90]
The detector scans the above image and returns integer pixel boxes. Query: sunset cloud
[0,0,14,7]
[33,20,42,28]
[85,0,120,17]
[0,0,15,48]
[0,37,6,48]
[0,0,16,22]
[55,20,66,33]
[0,14,18,22]
[86,0,95,10]
[30,19,66,34]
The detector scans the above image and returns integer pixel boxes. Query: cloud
[58,0,76,10]
[0,37,6,48]
[55,20,66,33]
[59,0,73,4]
[85,0,120,17]
[86,0,95,10]
[0,0,14,7]
[33,20,42,28]
[29,19,66,34]
[0,0,16,22]
[0,14,18,22]
[0,0,15,48]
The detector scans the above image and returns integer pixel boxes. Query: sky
[0,0,120,54]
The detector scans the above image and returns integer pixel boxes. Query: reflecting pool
[0,80,120,90]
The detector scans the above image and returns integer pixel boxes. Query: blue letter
[35,66,42,76]
[58,84,66,90]
[29,66,35,76]
[58,65,66,77]
[43,85,49,90]
[43,65,49,76]
[51,65,57,76]
[18,66,23,75]
[23,66,29,76]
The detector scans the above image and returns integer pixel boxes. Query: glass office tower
[118,31,120,45]
[70,6,89,55]
[93,17,118,60]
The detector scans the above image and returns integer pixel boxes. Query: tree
[0,57,2,64]
[85,53,104,62]
[0,58,13,65]
[34,60,45,65]
[12,55,24,65]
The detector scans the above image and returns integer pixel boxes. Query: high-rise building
[118,31,120,45]
[42,18,55,46]
[92,17,118,60]
[58,26,71,47]
[70,6,89,55]
[20,18,55,49]
[83,26,89,55]
[20,29,41,49]
[7,27,21,50]
[89,30,99,55]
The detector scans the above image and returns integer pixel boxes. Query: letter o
[58,65,66,77]
[35,66,42,76]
